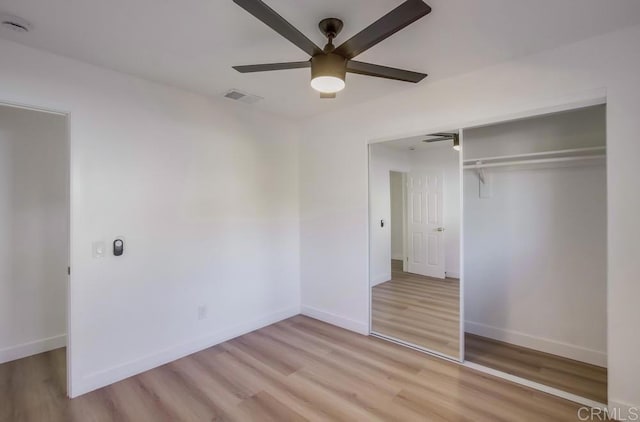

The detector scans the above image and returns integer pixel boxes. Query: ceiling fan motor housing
[311,53,347,82]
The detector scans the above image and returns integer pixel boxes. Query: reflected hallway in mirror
[369,132,462,360]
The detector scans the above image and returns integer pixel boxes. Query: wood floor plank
[136,362,225,421]
[102,376,176,422]
[235,391,307,422]
[413,361,579,421]
[218,341,339,421]
[1,316,589,421]
[167,355,248,422]
[184,352,255,404]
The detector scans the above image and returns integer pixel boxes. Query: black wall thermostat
[113,238,124,256]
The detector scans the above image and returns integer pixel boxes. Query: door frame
[387,170,408,272]
[401,172,408,272]
[0,99,73,397]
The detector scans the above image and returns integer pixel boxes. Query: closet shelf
[463,146,606,170]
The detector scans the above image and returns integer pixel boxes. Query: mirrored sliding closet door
[369,132,462,360]
[462,104,608,404]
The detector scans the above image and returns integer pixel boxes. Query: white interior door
[406,170,445,278]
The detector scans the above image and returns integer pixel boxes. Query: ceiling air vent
[223,89,263,104]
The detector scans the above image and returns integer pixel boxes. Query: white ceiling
[1,0,640,118]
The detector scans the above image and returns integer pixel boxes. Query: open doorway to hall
[0,104,69,400]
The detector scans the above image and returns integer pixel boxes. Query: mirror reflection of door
[369,135,461,360]
[407,170,445,278]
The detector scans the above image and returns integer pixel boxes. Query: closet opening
[462,104,607,405]
[0,103,70,396]
[369,132,462,361]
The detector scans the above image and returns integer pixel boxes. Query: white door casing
[407,170,445,278]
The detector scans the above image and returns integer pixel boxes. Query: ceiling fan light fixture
[453,134,461,151]
[310,53,347,94]
[310,76,345,94]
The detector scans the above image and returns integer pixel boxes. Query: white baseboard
[72,306,299,398]
[0,334,66,364]
[370,273,391,287]
[445,271,460,279]
[391,255,403,261]
[465,320,606,367]
[608,400,640,420]
[301,305,369,335]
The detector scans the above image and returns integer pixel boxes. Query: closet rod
[462,146,606,165]
[464,155,605,169]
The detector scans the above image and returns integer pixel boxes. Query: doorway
[0,104,70,396]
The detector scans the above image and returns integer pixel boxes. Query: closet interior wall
[463,105,607,367]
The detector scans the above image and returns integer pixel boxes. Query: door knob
[436,227,445,232]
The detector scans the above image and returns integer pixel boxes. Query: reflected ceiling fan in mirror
[232,0,431,98]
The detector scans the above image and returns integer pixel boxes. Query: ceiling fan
[232,0,431,98]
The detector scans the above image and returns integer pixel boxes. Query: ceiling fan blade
[334,0,431,60]
[320,93,336,99]
[233,61,311,73]
[233,0,322,57]
[347,61,427,83]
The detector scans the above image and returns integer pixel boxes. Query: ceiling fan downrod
[318,18,344,53]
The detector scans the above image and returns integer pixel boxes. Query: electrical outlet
[197,305,207,321]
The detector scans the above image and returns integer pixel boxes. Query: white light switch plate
[92,241,106,258]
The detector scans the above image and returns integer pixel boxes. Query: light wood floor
[1,315,587,421]
[465,333,608,404]
[372,260,460,358]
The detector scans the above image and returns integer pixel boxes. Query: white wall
[464,106,607,366]
[0,106,68,363]
[300,24,640,410]
[390,171,404,261]
[0,39,300,397]
[409,145,461,279]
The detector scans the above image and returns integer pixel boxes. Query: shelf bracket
[476,161,486,184]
